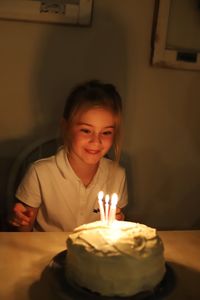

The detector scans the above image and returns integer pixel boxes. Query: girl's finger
[10,219,21,227]
[14,210,30,223]
[12,215,30,226]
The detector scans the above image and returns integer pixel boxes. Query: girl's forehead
[72,107,116,129]
[74,107,116,125]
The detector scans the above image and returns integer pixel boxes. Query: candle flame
[98,191,104,200]
[98,191,118,224]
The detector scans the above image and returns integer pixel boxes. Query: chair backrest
[6,137,61,213]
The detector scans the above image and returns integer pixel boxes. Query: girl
[10,80,128,231]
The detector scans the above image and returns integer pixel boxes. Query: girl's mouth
[85,149,100,155]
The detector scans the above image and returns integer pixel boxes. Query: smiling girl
[10,80,128,231]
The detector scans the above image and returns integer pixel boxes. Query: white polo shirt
[16,147,128,232]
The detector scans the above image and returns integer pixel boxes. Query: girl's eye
[102,130,113,136]
[80,128,91,134]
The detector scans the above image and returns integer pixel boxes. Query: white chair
[6,136,61,217]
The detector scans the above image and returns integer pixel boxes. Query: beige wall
[0,0,200,229]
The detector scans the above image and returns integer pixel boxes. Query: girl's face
[68,107,115,166]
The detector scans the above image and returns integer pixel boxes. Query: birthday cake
[66,220,166,297]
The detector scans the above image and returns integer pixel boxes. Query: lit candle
[98,191,105,222]
[108,193,118,223]
[105,194,110,223]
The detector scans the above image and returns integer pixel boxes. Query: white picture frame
[151,0,200,71]
[0,0,93,26]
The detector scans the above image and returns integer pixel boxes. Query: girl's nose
[90,132,102,144]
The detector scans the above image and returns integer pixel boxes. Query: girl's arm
[10,202,39,232]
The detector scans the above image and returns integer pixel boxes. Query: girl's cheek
[106,136,114,144]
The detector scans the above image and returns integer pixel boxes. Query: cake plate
[47,250,176,300]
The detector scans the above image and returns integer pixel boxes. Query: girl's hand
[115,207,125,221]
[10,202,38,231]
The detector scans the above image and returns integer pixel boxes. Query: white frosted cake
[66,220,166,297]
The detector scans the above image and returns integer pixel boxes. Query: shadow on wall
[119,150,135,223]
[125,147,200,230]
[0,5,129,230]
[185,75,200,153]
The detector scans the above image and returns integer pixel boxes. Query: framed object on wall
[0,0,93,26]
[151,0,200,71]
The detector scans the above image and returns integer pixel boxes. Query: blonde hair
[62,80,123,162]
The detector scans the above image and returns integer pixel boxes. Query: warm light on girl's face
[68,107,116,165]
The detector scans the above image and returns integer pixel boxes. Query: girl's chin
[82,154,102,165]
[83,158,100,165]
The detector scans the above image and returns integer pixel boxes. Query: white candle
[98,191,105,222]
[105,194,110,223]
[108,193,118,223]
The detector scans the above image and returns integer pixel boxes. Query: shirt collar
[55,146,105,187]
[55,146,78,181]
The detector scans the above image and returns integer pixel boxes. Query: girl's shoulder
[31,146,64,169]
[30,147,68,179]
[32,154,56,169]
